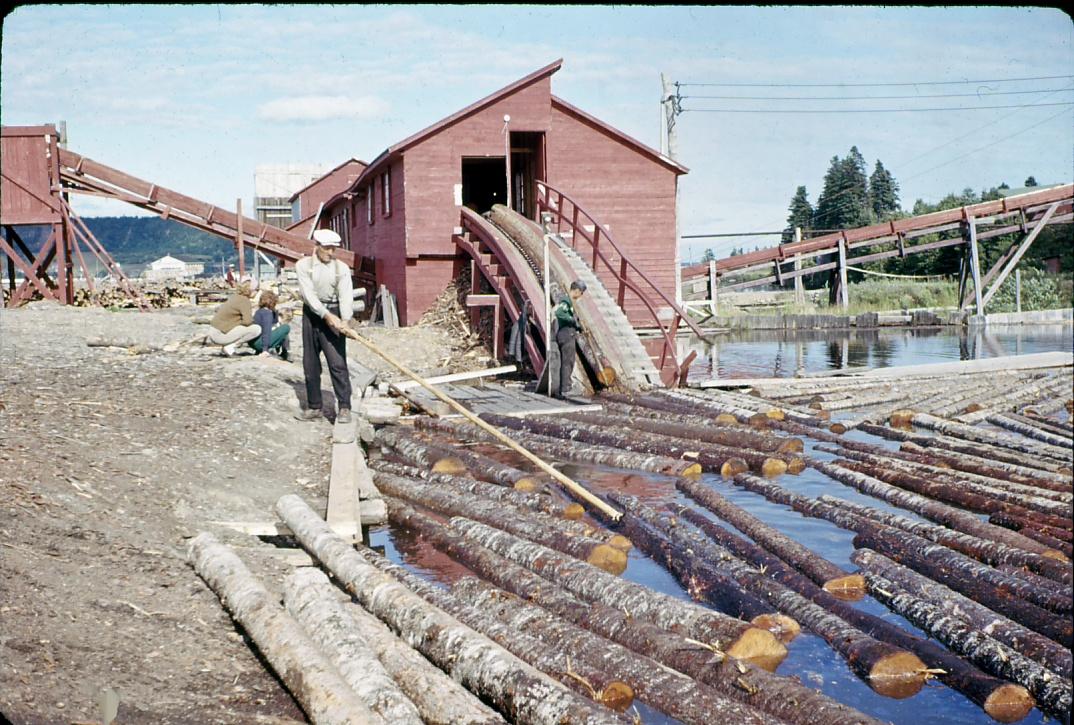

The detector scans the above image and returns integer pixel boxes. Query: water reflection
[663,324,1074,381]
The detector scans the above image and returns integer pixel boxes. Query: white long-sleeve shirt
[295,255,353,321]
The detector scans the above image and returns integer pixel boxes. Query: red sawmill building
[314,59,687,326]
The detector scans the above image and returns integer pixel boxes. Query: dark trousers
[556,326,577,395]
[302,304,352,410]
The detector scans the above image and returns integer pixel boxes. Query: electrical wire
[682,101,1074,114]
[682,88,1074,101]
[678,74,1074,88]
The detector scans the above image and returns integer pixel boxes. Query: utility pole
[662,73,684,307]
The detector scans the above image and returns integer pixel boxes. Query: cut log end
[982,684,1035,724]
[513,477,541,493]
[681,463,704,478]
[560,503,585,521]
[962,402,984,414]
[607,534,633,552]
[777,438,805,454]
[821,574,866,601]
[828,423,848,435]
[1042,549,1070,562]
[808,401,824,410]
[725,626,789,672]
[748,414,771,430]
[586,543,629,575]
[765,409,786,421]
[715,413,740,426]
[785,457,806,475]
[868,651,928,699]
[431,457,468,475]
[815,409,832,421]
[889,410,915,428]
[598,680,634,712]
[750,613,801,643]
[596,368,618,387]
[720,458,751,478]
[761,458,789,478]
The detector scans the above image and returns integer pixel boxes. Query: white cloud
[256,95,391,122]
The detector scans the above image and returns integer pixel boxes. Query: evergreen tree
[868,160,900,220]
[813,147,870,232]
[1024,176,1038,187]
[782,186,813,243]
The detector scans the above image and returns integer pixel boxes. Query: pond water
[370,324,1072,725]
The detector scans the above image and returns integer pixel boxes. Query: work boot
[337,407,352,424]
[294,407,322,421]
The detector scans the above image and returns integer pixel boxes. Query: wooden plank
[390,366,517,391]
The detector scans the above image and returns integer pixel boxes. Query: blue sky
[3,5,1071,260]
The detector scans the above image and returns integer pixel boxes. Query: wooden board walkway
[398,381,602,418]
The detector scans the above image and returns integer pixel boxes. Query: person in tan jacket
[207,277,261,356]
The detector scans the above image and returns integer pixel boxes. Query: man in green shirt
[553,280,586,399]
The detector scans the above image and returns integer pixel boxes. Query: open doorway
[510,131,544,220]
[461,157,507,214]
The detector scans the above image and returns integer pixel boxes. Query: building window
[366,187,374,225]
[381,170,391,217]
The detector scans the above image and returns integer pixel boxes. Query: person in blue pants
[249,289,291,360]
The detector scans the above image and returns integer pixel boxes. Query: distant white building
[143,255,204,281]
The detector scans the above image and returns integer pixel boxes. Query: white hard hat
[312,229,342,247]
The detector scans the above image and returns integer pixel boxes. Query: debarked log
[452,578,790,725]
[372,472,629,574]
[288,568,504,725]
[858,566,1063,721]
[274,494,631,725]
[987,413,1074,450]
[852,549,1071,681]
[675,477,864,598]
[481,412,789,478]
[187,532,382,725]
[819,495,1072,586]
[352,543,637,715]
[283,568,426,725]
[415,416,703,477]
[386,500,786,670]
[449,517,791,649]
[850,526,1073,644]
[909,412,1073,464]
[376,427,542,491]
[808,458,1067,561]
[608,494,928,699]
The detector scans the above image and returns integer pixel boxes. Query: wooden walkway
[398,381,602,418]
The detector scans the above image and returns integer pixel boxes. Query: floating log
[857,422,1072,476]
[386,500,786,670]
[820,495,1071,586]
[822,447,1071,516]
[675,477,864,598]
[372,473,628,574]
[449,517,798,644]
[609,494,928,699]
[853,549,1072,680]
[352,538,636,714]
[807,458,1067,560]
[376,427,542,491]
[453,578,788,725]
[858,567,1064,721]
[987,413,1074,449]
[990,509,1073,538]
[618,494,1041,720]
[909,412,1073,463]
[415,416,703,477]
[187,532,381,725]
[288,569,504,725]
[481,412,784,478]
[274,495,630,725]
[997,564,1073,599]
[1005,411,1074,439]
[283,568,426,724]
[580,403,805,453]
[851,526,1073,643]
[989,512,1074,558]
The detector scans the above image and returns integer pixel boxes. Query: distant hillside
[10,216,251,268]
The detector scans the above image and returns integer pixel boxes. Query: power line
[678,74,1074,88]
[682,101,1074,114]
[681,87,1074,101]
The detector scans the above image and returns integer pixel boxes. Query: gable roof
[351,59,564,190]
[551,95,688,174]
[288,158,367,202]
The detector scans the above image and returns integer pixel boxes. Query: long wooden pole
[336,325,621,520]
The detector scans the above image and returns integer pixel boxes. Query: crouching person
[207,277,261,356]
[249,289,291,360]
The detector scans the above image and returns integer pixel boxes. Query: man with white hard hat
[294,228,354,423]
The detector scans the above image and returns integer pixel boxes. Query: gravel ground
[0,300,489,723]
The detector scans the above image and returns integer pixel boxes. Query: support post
[1015,269,1021,314]
[236,198,245,278]
[708,258,718,316]
[957,246,969,311]
[837,236,849,310]
[979,201,1058,310]
[793,227,804,305]
[966,215,983,315]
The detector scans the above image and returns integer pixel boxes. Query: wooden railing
[535,181,703,385]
